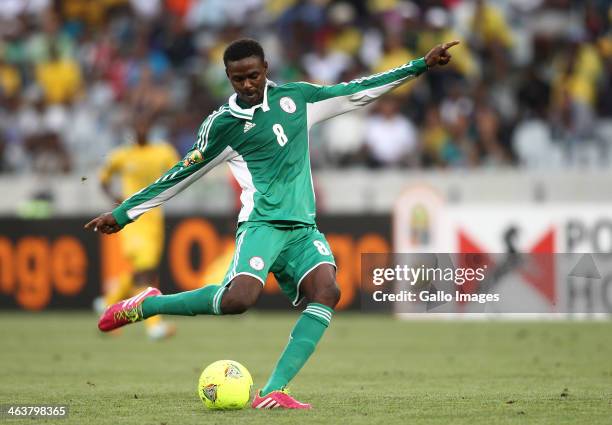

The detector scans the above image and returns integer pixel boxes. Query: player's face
[226,56,268,106]
[134,120,149,145]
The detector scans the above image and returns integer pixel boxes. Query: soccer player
[85,38,458,408]
[96,116,179,340]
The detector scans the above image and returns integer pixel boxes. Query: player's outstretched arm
[86,109,232,232]
[298,40,460,127]
[90,154,208,233]
[109,150,225,229]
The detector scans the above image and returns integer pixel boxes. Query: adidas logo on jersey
[244,122,256,133]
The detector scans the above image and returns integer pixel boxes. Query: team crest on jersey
[183,149,203,167]
[203,384,217,402]
[224,364,243,379]
[279,96,296,114]
[249,256,265,271]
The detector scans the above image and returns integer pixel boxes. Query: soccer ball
[197,360,253,410]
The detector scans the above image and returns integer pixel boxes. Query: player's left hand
[425,40,460,68]
[84,212,121,234]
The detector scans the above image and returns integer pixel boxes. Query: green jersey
[112,57,428,228]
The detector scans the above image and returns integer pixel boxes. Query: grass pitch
[1,312,610,425]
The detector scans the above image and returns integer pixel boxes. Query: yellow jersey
[99,141,179,270]
[99,142,179,199]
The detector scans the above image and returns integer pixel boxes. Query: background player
[85,39,458,408]
[96,115,179,340]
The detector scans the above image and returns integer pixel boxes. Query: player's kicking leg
[97,226,270,331]
[97,275,262,331]
[252,263,340,410]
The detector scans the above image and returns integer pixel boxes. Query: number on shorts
[273,123,288,147]
[313,240,330,255]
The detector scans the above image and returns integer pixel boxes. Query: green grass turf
[0,312,610,425]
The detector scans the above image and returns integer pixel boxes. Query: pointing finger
[442,40,460,50]
[84,218,99,229]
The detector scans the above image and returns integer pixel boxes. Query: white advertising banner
[394,185,612,254]
[391,186,612,318]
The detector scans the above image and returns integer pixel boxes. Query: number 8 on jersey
[273,123,288,147]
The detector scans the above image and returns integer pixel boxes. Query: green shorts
[221,222,336,305]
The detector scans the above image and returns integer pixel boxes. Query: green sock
[261,303,333,396]
[141,284,226,318]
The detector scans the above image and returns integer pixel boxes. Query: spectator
[128,64,170,118]
[421,104,450,167]
[125,30,170,88]
[373,30,416,97]
[0,94,24,171]
[158,15,196,69]
[474,104,512,166]
[596,55,612,118]
[418,7,478,81]
[551,88,596,164]
[0,131,8,172]
[327,2,362,57]
[321,108,366,167]
[302,35,351,84]
[34,43,82,104]
[443,113,478,168]
[0,47,21,97]
[17,87,71,173]
[551,35,602,109]
[364,96,419,168]
[517,65,551,119]
[440,82,473,126]
[130,0,162,22]
[26,10,75,64]
[512,116,561,169]
[468,0,514,78]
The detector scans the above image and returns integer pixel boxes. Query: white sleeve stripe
[197,108,221,150]
[126,146,233,220]
[199,106,228,152]
[197,107,228,150]
[195,120,207,149]
[299,61,419,93]
[305,77,412,129]
[342,60,418,85]
[203,107,225,153]
[195,112,213,150]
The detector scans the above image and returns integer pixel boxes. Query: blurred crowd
[0,0,610,175]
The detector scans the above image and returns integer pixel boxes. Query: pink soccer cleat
[98,286,161,332]
[251,389,311,410]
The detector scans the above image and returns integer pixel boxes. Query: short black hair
[223,39,265,67]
